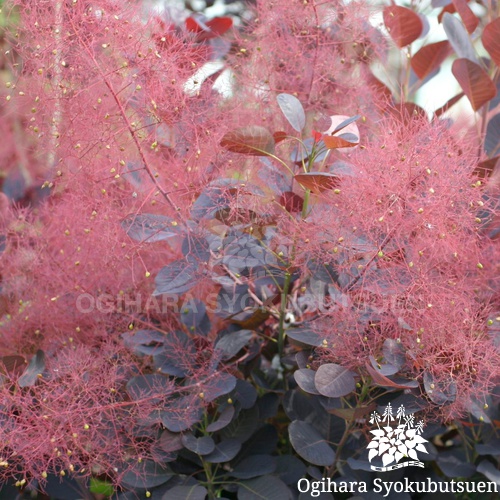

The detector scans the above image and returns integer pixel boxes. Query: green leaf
[89,478,114,496]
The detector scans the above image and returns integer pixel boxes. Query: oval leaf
[0,355,26,379]
[411,40,451,80]
[186,16,232,41]
[322,134,358,149]
[121,214,183,243]
[153,260,199,296]
[314,363,356,397]
[279,191,304,213]
[294,173,340,193]
[331,115,361,134]
[180,299,211,337]
[120,460,172,489]
[483,18,500,69]
[231,455,276,479]
[181,235,210,264]
[153,332,196,377]
[383,6,423,48]
[277,93,306,132]
[485,114,500,157]
[382,338,406,369]
[294,369,320,395]
[424,372,457,405]
[159,430,184,453]
[161,396,204,432]
[222,233,277,271]
[162,484,208,500]
[443,13,477,62]
[452,58,497,111]
[126,374,171,401]
[200,372,237,402]
[121,329,166,355]
[369,356,399,376]
[206,405,235,432]
[286,327,324,347]
[452,0,478,34]
[365,363,418,389]
[322,115,360,153]
[181,434,215,455]
[203,438,241,463]
[434,91,465,117]
[215,330,253,359]
[288,420,335,466]
[18,350,45,388]
[220,126,275,156]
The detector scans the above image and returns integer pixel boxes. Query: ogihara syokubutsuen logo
[368,403,429,472]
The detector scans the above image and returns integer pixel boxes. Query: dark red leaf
[0,355,26,378]
[366,72,393,103]
[383,6,423,48]
[388,102,428,125]
[452,0,478,34]
[186,17,204,34]
[365,364,418,389]
[273,131,287,144]
[452,58,497,111]
[438,3,457,23]
[206,17,233,36]
[434,91,465,117]
[185,16,233,41]
[279,191,304,213]
[220,126,275,156]
[322,134,358,149]
[483,18,500,68]
[294,173,340,193]
[474,157,500,179]
[411,40,452,79]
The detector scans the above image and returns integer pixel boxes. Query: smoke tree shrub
[1,0,500,498]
